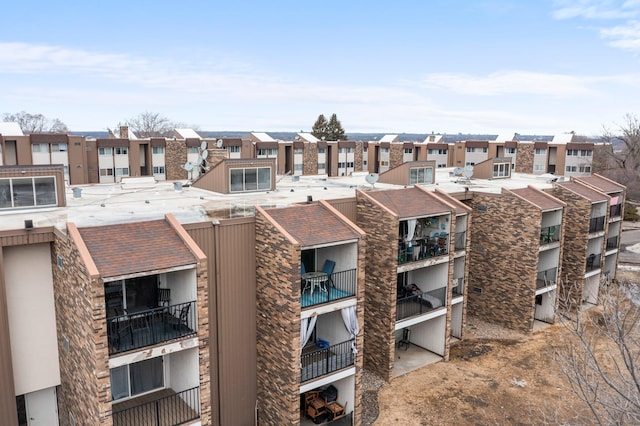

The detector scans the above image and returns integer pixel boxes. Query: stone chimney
[119,125,129,139]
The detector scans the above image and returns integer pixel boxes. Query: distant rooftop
[0,122,24,136]
[174,128,202,139]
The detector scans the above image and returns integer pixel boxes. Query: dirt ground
[374,269,640,426]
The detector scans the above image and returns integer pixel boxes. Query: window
[493,162,510,177]
[534,164,545,171]
[404,148,413,154]
[115,168,129,176]
[318,148,326,154]
[187,147,199,154]
[338,148,346,154]
[99,147,112,156]
[152,146,164,154]
[294,163,303,171]
[535,148,546,155]
[110,357,164,401]
[257,148,277,156]
[381,148,389,153]
[565,165,577,172]
[153,166,165,174]
[579,165,592,173]
[51,143,67,152]
[409,167,434,184]
[228,146,241,153]
[466,147,473,153]
[294,148,303,155]
[482,147,488,153]
[581,150,592,157]
[347,162,354,168]
[363,160,367,166]
[114,147,128,155]
[32,144,48,153]
[437,163,446,168]
[0,176,57,209]
[506,148,516,154]
[100,168,114,176]
[429,148,447,155]
[317,162,326,170]
[363,148,368,154]
[567,149,578,156]
[465,162,475,166]
[380,160,389,166]
[229,167,271,192]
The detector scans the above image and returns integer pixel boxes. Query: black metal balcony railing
[300,339,355,382]
[300,269,356,309]
[607,236,619,250]
[452,278,464,297]
[454,231,466,251]
[610,203,622,218]
[396,286,447,321]
[107,301,197,355]
[398,235,449,264]
[589,216,606,233]
[112,386,200,426]
[536,267,557,289]
[586,253,602,272]
[539,225,561,244]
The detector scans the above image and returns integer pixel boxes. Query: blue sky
[1,0,639,136]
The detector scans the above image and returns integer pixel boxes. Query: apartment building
[547,175,625,309]
[255,201,365,425]
[355,186,471,381]
[466,186,566,333]
[0,146,627,425]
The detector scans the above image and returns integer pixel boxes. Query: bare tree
[553,278,640,425]
[602,114,640,199]
[2,111,69,133]
[121,111,175,138]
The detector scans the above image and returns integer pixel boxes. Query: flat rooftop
[0,169,562,233]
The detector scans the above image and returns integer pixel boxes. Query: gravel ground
[360,315,526,425]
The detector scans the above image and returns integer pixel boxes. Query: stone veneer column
[166,139,187,180]
[467,193,541,333]
[515,143,534,174]
[255,211,301,425]
[354,142,364,172]
[548,187,591,309]
[195,261,212,425]
[303,143,318,175]
[356,192,398,381]
[389,144,404,169]
[52,228,112,426]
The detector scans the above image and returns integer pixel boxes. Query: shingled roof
[77,219,197,278]
[263,203,361,247]
[575,175,625,194]
[510,187,565,211]
[362,187,452,218]
[556,181,608,203]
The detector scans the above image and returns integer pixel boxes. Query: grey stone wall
[390,144,404,169]
[166,140,187,180]
[303,143,318,175]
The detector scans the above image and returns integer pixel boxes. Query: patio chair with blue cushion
[322,260,336,287]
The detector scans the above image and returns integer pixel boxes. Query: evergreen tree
[311,114,328,140]
[326,113,347,141]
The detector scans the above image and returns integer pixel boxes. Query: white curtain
[300,315,317,353]
[341,306,359,353]
[405,219,417,244]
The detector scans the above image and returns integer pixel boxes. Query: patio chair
[158,288,171,308]
[166,303,190,331]
[322,260,336,287]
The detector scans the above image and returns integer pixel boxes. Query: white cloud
[417,71,599,96]
[552,0,639,20]
[600,20,640,49]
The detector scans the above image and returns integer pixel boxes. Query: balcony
[396,286,447,321]
[606,236,619,250]
[398,234,449,265]
[112,386,200,426]
[539,225,561,244]
[589,216,606,233]
[586,253,602,272]
[454,231,466,251]
[300,339,356,382]
[300,269,356,309]
[610,203,622,218]
[452,278,464,297]
[107,301,197,355]
[536,267,557,289]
